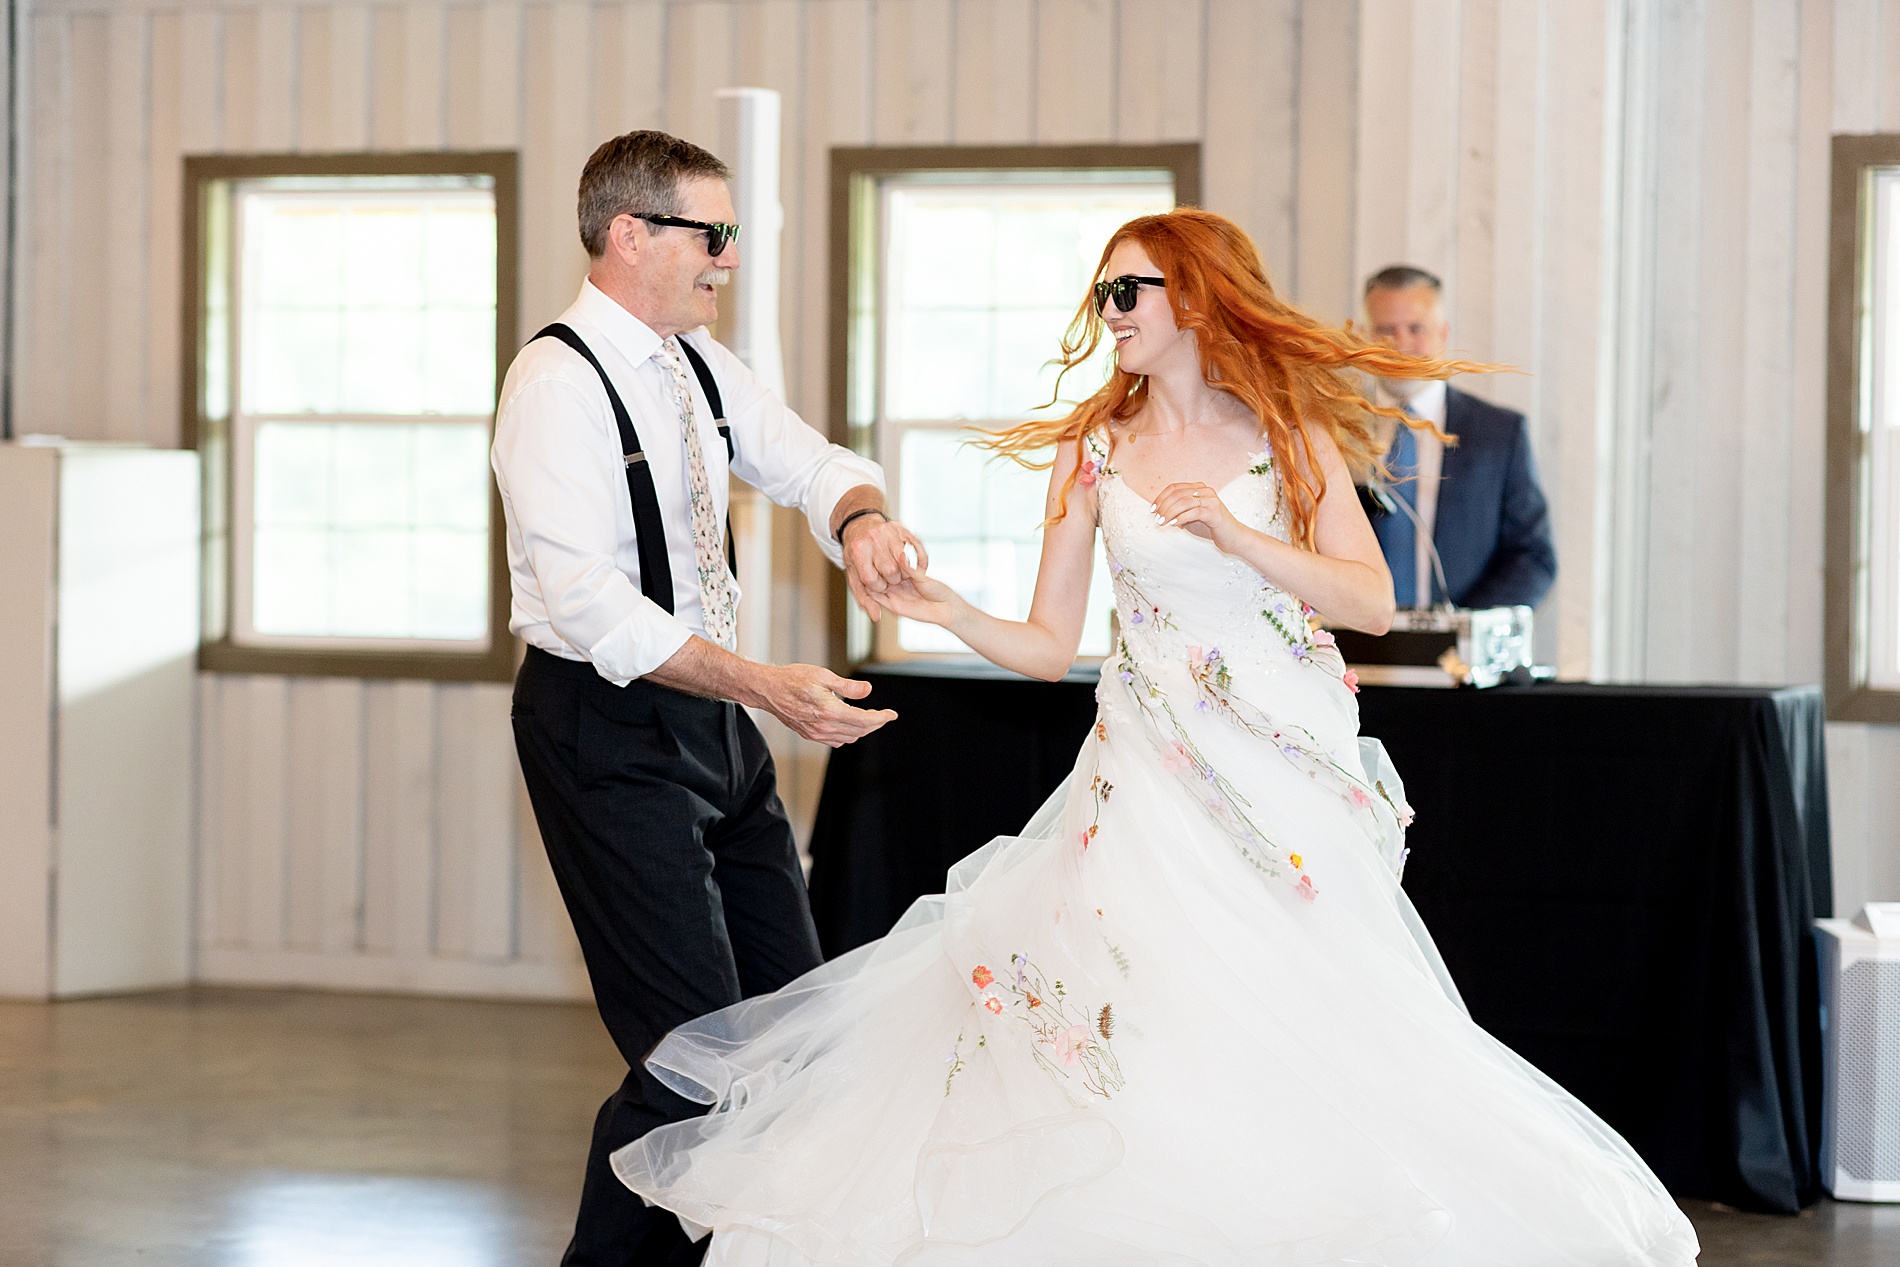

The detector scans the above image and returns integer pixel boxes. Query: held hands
[842,515,930,621]
[1151,482,1247,553]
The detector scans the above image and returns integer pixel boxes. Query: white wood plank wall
[15,0,1900,991]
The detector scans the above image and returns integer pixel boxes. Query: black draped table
[806,666,1833,1214]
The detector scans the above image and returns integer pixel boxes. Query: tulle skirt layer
[613,664,1699,1266]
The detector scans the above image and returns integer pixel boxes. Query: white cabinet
[0,441,199,997]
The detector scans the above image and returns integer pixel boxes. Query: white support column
[717,87,785,668]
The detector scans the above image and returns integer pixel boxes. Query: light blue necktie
[1382,406,1420,606]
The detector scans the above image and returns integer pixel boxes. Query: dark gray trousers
[511,647,823,1267]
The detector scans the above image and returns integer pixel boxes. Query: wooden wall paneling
[359,681,398,951]
[1687,0,1749,681]
[330,6,371,150]
[1832,0,1878,133]
[872,0,953,145]
[1640,0,1706,681]
[1450,0,1497,369]
[608,0,665,138]
[298,7,333,148]
[392,679,439,958]
[1353,0,1411,285]
[950,0,1034,144]
[316,677,367,952]
[369,5,407,150]
[589,1,626,143]
[196,675,227,948]
[1202,0,1297,282]
[1827,721,1870,914]
[256,6,298,150]
[479,1,522,153]
[1403,0,1459,280]
[1034,0,1115,144]
[433,683,478,957]
[178,11,223,151]
[1539,0,1612,681]
[1785,0,1835,689]
[553,2,596,313]
[465,685,520,960]
[1869,725,1900,904]
[66,14,107,443]
[520,4,558,330]
[1113,0,1204,147]
[1884,0,1900,129]
[668,0,734,150]
[106,10,149,445]
[445,3,483,149]
[241,676,290,950]
[1736,0,1804,684]
[1479,0,1535,417]
[146,13,182,449]
[223,9,260,152]
[404,3,448,149]
[284,679,329,950]
[18,13,61,440]
[1292,0,1358,321]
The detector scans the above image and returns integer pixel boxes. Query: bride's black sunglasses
[633,214,741,256]
[1094,274,1166,313]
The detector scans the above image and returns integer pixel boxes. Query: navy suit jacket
[1371,387,1557,609]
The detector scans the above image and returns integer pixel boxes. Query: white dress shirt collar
[1375,377,1448,427]
[572,278,667,368]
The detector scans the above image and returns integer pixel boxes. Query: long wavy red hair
[979,208,1495,549]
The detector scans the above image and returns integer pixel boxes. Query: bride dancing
[613,209,1699,1265]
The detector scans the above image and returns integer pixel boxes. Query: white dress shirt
[1376,378,1446,608]
[492,281,884,684]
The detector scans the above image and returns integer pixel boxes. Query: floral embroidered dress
[613,434,1699,1266]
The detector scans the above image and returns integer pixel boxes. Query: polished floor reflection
[1,987,1895,1265]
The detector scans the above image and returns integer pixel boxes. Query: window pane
[240,185,496,417]
[884,181,1174,422]
[894,429,1114,657]
[250,420,489,642]
[880,174,1170,660]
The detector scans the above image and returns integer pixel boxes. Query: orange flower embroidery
[972,965,994,988]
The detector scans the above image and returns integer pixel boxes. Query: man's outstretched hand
[751,662,896,748]
[840,512,929,621]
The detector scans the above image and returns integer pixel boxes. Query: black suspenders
[530,323,737,613]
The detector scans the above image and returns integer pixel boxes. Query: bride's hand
[872,570,965,628]
[1152,482,1247,552]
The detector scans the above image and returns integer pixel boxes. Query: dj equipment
[1331,605,1547,689]
[1816,906,1900,1201]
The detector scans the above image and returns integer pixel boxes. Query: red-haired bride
[615,210,1700,1266]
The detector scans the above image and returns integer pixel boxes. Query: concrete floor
[1,989,1895,1266]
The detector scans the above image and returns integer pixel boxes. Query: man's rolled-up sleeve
[492,376,694,684]
[702,336,884,567]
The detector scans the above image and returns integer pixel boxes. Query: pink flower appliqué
[1398,802,1416,828]
[1159,742,1194,775]
[1056,1024,1090,1066]
[1078,459,1099,489]
[1350,786,1372,810]
[1298,874,1318,902]
[1342,667,1361,694]
[982,993,1004,1015]
[1310,629,1337,649]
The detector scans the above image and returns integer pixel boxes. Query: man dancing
[493,129,917,1266]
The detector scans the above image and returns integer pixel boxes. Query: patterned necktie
[655,337,738,650]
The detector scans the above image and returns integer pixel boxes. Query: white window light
[225,176,498,651]
[871,173,1175,660]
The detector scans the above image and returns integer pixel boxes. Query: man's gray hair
[578,130,732,258]
[1363,264,1443,296]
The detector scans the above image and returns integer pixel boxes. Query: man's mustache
[696,269,731,287]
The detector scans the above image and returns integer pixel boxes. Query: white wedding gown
[614,437,1700,1266]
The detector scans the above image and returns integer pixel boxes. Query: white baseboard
[196,945,593,1003]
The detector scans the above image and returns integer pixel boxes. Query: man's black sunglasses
[1094,274,1166,313]
[633,214,741,255]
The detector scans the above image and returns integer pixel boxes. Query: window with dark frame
[186,153,518,683]
[827,144,1200,668]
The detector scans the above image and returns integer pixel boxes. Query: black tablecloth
[805,668,1832,1213]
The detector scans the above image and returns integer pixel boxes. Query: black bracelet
[835,507,888,543]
